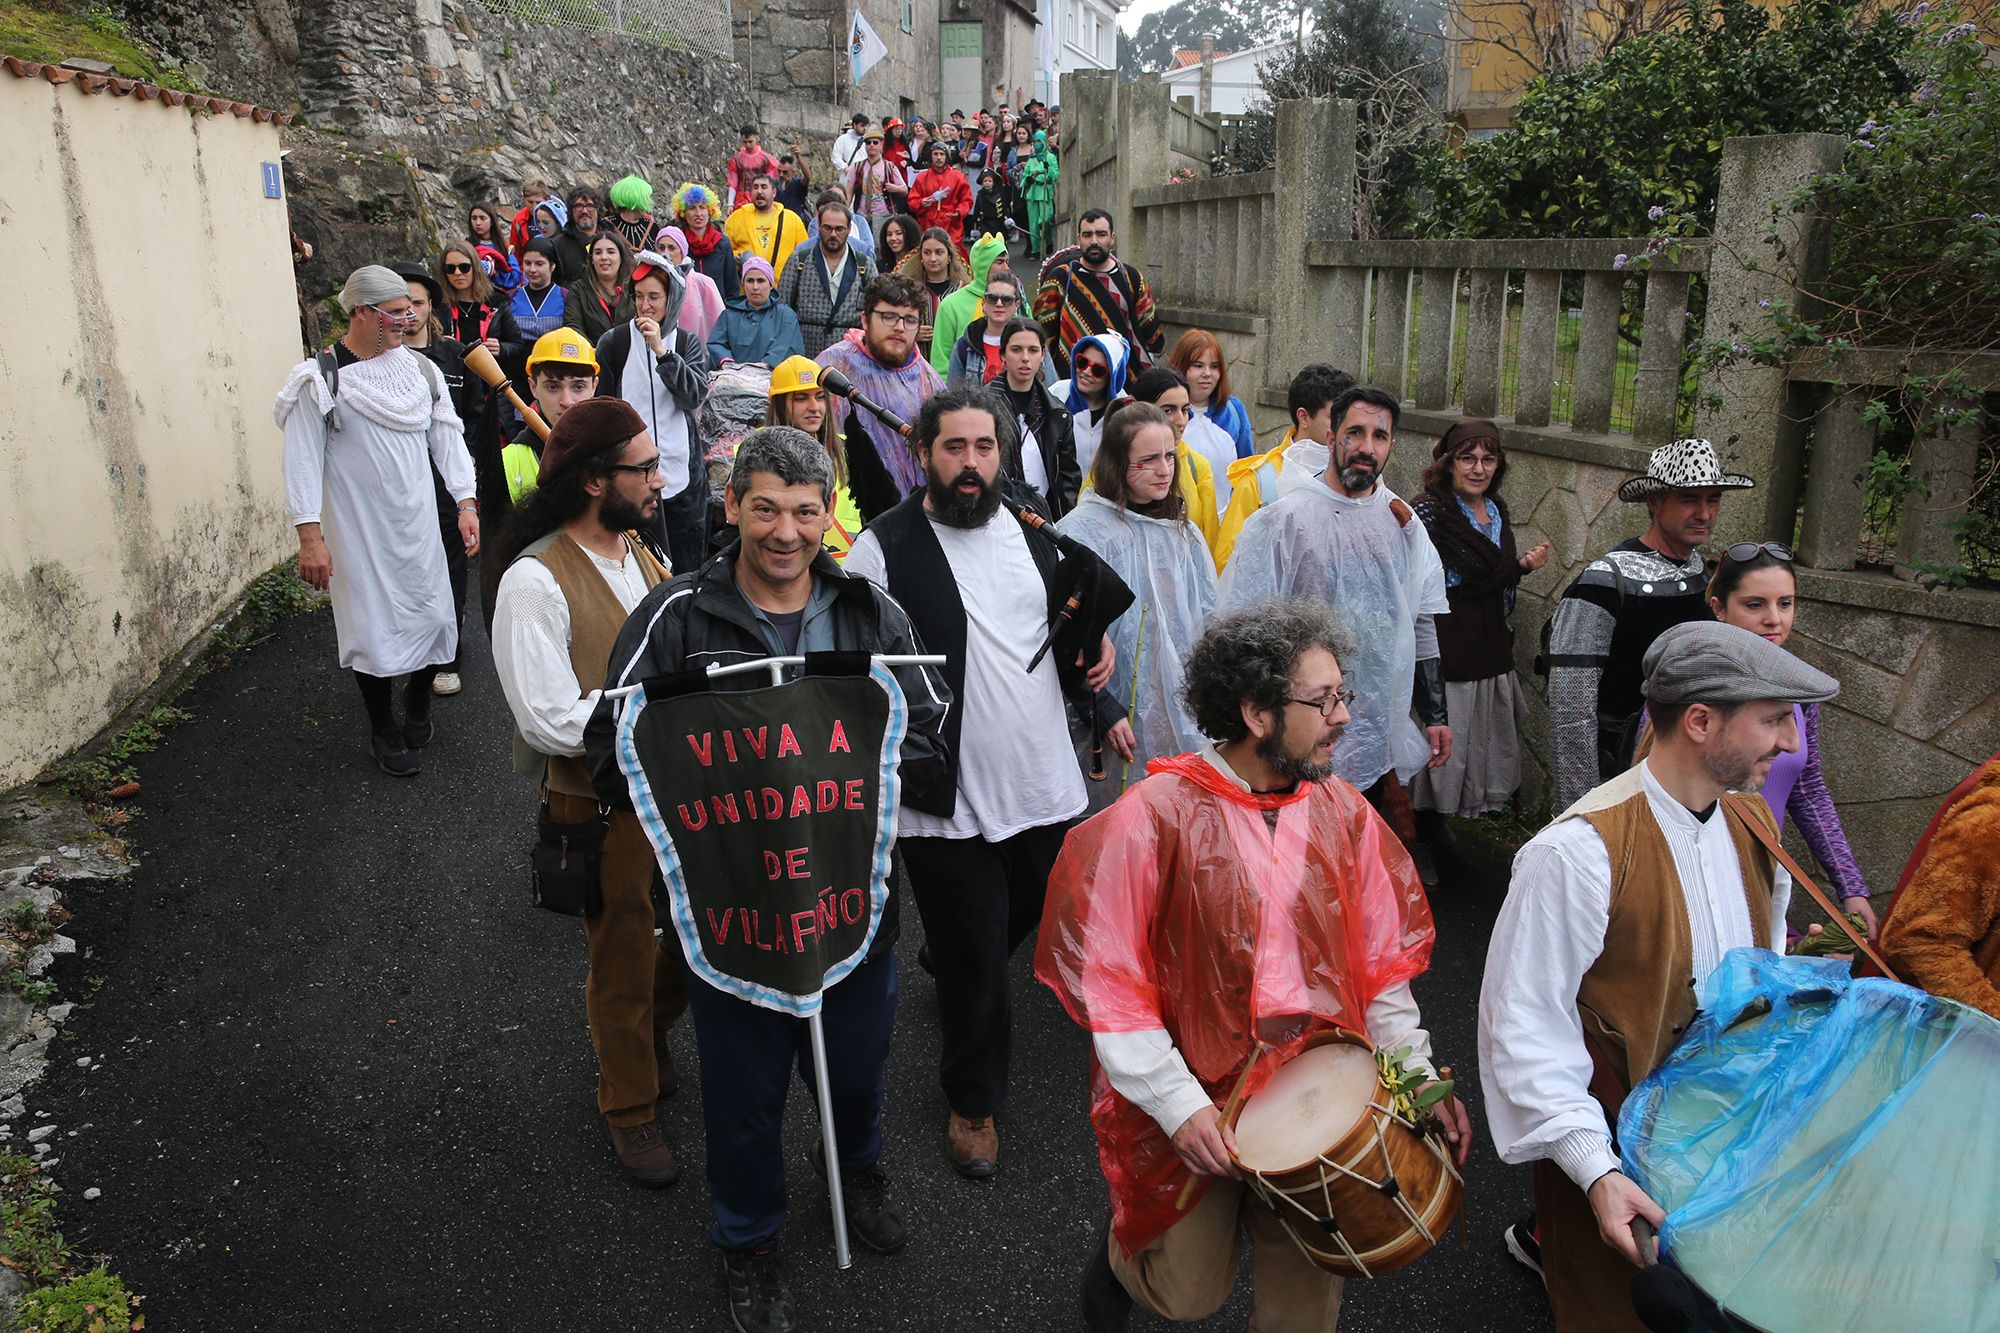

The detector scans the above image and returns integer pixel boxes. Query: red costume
[1035,753,1435,1254]
[909,164,973,240]
[726,146,780,207]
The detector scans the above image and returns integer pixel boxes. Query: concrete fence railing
[1056,73,2000,894]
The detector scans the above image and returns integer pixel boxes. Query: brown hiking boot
[607,1117,681,1187]
[946,1111,998,1180]
[654,1030,680,1100]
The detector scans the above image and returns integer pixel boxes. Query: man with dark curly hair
[1036,598,1472,1332]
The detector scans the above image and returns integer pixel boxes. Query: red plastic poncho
[1034,752,1436,1254]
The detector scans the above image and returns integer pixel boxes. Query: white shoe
[431,671,462,696]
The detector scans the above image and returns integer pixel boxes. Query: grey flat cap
[1643,621,1839,708]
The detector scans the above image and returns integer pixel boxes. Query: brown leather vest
[1575,783,1778,1104]
[510,531,669,799]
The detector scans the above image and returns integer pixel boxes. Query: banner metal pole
[809,1007,853,1270]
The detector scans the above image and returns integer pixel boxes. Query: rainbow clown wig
[673,183,720,217]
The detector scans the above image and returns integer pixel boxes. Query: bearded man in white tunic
[276,265,480,776]
[1217,384,1452,863]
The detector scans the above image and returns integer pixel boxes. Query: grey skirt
[1410,671,1529,817]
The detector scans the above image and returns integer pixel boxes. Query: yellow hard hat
[769,356,823,398]
[526,328,599,375]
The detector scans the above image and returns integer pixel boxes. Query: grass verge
[0,1153,142,1331]
[0,2,193,89]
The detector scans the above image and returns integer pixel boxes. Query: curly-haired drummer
[1036,598,1471,1332]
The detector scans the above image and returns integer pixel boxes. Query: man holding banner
[585,428,948,1333]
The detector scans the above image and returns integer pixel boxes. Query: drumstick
[1176,1041,1270,1210]
[461,343,552,442]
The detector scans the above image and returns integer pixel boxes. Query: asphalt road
[33,583,1555,1333]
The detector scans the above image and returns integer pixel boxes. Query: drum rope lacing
[1243,1100,1465,1279]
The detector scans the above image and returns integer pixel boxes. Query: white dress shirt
[491,539,653,758]
[1479,759,1792,1191]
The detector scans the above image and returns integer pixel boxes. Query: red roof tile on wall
[1,55,289,124]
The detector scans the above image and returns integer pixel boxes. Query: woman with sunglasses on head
[436,241,525,372]
[1408,422,1551,858]
[1636,540,1878,934]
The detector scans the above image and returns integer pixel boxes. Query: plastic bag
[697,361,772,494]
[1620,949,2000,1332]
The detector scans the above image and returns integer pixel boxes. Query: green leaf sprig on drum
[1375,1045,1454,1123]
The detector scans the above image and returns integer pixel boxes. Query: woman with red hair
[1167,329,1257,459]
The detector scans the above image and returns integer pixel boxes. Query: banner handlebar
[603,654,946,700]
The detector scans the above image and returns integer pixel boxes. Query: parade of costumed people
[32,42,2000,1333]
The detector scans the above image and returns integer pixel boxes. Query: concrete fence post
[1268,98,1355,392]
[1120,74,1176,269]
[1694,132,1845,548]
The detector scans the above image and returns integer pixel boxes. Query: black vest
[869,493,1068,818]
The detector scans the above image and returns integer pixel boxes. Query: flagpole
[609,652,943,1270]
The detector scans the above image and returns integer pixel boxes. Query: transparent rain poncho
[1620,949,2000,1332]
[1055,493,1218,792]
[1218,479,1449,789]
[1035,754,1436,1253]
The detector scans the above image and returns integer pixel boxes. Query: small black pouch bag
[530,802,611,917]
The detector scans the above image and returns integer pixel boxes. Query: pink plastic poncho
[1034,752,1436,1254]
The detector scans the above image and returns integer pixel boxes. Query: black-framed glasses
[606,458,663,478]
[1287,689,1356,718]
[1723,541,1794,565]
[443,262,474,274]
[869,311,921,329]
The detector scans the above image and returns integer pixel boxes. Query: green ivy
[14,1267,139,1333]
[1421,0,1916,240]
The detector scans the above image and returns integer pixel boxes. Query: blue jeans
[685,945,899,1252]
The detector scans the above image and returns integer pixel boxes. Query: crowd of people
[271,104,2000,1333]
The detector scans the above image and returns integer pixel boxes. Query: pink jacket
[677,269,724,341]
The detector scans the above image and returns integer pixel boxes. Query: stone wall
[116,0,760,306]
[732,0,939,130]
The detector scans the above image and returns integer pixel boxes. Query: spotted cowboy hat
[1617,438,1758,502]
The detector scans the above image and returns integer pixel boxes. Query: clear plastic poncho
[1620,949,2000,1332]
[1217,481,1449,789]
[1035,754,1436,1254]
[1055,493,1218,792]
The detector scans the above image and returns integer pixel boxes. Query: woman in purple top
[1640,542,1879,935]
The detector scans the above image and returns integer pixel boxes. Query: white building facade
[1157,42,1289,116]
[1035,0,1127,105]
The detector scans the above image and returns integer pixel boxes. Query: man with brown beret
[490,397,686,1186]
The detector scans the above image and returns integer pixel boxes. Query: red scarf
[684,223,726,260]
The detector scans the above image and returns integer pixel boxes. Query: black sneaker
[402,717,434,750]
[721,1248,796,1333]
[1081,1215,1132,1332]
[370,732,419,777]
[810,1138,908,1254]
[1504,1214,1545,1285]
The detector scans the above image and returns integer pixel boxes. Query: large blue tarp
[1620,949,2000,1332]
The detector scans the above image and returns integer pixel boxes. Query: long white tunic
[1055,493,1216,786]
[1217,479,1449,790]
[1478,760,1793,1190]
[277,349,475,676]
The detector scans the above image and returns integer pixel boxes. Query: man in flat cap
[1478,620,1838,1332]
[490,398,685,1187]
[1545,438,1756,813]
[277,264,479,777]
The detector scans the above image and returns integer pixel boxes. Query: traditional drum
[1228,1030,1463,1278]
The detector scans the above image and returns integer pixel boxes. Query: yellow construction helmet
[525,328,599,375]
[769,356,823,398]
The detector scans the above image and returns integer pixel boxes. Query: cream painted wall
[0,77,297,786]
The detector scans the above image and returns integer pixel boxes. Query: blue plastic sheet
[1620,949,2000,1332]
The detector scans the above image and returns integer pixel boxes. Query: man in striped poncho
[1033,209,1163,379]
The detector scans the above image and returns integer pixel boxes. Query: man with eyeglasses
[1219,385,1453,861]
[1545,437,1757,814]
[1039,598,1469,1333]
[776,197,877,356]
[815,273,944,519]
[845,388,1119,1185]
[490,398,685,1188]
[276,265,478,777]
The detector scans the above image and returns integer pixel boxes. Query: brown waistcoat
[510,531,669,799]
[1576,784,1778,1104]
